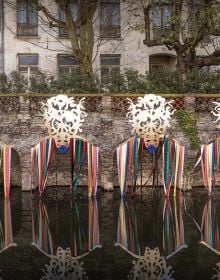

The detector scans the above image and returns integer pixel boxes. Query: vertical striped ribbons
[200,138,220,195]
[0,145,12,198]
[163,138,185,197]
[32,201,54,256]
[116,199,140,256]
[87,142,99,196]
[88,198,101,251]
[70,138,99,196]
[31,138,55,195]
[117,137,140,196]
[163,196,187,259]
[201,199,220,254]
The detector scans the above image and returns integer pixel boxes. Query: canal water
[0,187,220,280]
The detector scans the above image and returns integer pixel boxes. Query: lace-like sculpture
[42,95,87,148]
[212,263,220,280]
[127,94,175,149]
[128,247,174,280]
[212,102,220,123]
[41,247,88,280]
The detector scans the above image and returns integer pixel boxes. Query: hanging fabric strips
[163,197,187,259]
[200,138,220,195]
[0,144,12,198]
[31,138,55,195]
[163,138,185,197]
[200,199,220,255]
[115,199,140,256]
[117,137,140,196]
[31,137,99,196]
[69,138,99,196]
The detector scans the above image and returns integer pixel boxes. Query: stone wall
[0,94,219,191]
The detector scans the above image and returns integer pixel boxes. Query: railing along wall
[0,93,219,116]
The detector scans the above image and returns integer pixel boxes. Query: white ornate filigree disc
[127,94,175,148]
[42,95,87,148]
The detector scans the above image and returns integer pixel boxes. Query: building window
[100,0,121,38]
[59,0,79,37]
[152,3,171,40]
[17,0,38,36]
[100,54,120,84]
[18,54,39,77]
[58,55,79,76]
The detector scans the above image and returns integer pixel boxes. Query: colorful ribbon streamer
[163,196,187,259]
[117,137,184,196]
[163,138,185,197]
[201,199,220,255]
[117,137,140,196]
[31,138,55,195]
[31,137,99,196]
[200,138,220,195]
[0,144,12,198]
[116,199,140,256]
[0,198,15,253]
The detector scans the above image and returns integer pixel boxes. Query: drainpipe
[0,0,4,73]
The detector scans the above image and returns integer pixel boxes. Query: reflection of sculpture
[116,199,140,256]
[127,247,174,280]
[0,199,16,253]
[127,94,174,148]
[42,95,87,148]
[212,263,220,280]
[41,247,88,280]
[163,197,187,259]
[200,199,220,255]
[32,198,101,257]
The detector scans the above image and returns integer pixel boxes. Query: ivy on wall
[176,110,200,149]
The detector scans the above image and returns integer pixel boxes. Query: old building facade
[0,0,218,82]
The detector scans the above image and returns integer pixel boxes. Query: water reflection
[32,197,101,279]
[200,199,220,255]
[163,197,187,259]
[0,198,16,253]
[128,247,174,280]
[116,196,187,259]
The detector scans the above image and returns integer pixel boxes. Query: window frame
[100,0,121,39]
[100,54,121,84]
[16,0,38,36]
[17,53,39,78]
[57,54,79,76]
[151,3,172,40]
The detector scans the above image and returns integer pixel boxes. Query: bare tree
[143,0,220,82]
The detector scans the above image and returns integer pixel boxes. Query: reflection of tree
[200,199,220,255]
[163,197,187,259]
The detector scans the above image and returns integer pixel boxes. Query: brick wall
[0,94,219,191]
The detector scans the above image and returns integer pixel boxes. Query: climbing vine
[176,110,200,149]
